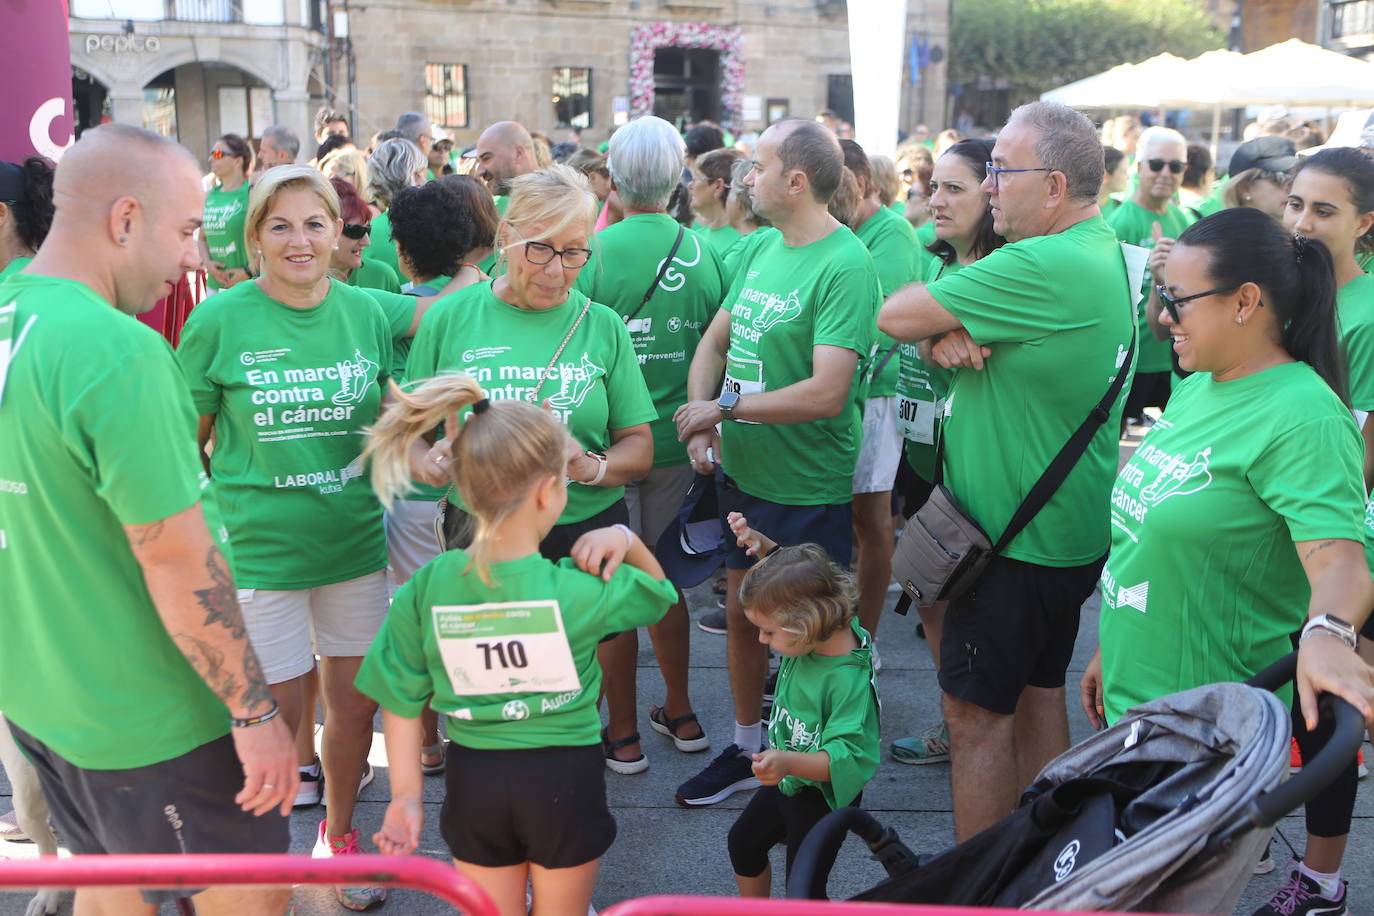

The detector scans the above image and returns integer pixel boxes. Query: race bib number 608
[432,601,581,696]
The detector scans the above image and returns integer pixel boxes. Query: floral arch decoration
[628,22,745,131]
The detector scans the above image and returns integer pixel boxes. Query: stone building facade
[342,0,951,149]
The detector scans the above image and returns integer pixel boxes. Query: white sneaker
[320,762,374,806]
[0,809,29,843]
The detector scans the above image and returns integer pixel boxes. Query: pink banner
[0,0,75,162]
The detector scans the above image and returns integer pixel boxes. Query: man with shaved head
[0,124,296,915]
[672,119,882,807]
[472,119,538,196]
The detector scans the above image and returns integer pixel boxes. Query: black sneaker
[1251,873,1347,916]
[697,609,727,635]
[674,744,761,806]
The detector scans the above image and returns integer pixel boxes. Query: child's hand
[727,511,777,558]
[373,797,423,856]
[571,526,634,581]
[750,749,790,786]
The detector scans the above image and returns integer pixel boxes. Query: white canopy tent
[1042,40,1374,157]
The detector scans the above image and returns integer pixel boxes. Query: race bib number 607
[432,601,581,696]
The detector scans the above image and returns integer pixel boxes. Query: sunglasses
[1155,283,1241,323]
[1147,158,1186,174]
[341,223,370,240]
[209,149,230,160]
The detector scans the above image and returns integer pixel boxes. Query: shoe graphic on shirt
[1141,447,1212,506]
[332,349,381,406]
[546,353,604,410]
[752,289,802,332]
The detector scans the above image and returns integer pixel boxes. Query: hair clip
[472,397,491,414]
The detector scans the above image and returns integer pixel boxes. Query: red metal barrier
[0,854,498,915]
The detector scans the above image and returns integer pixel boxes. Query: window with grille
[552,67,592,130]
[424,63,469,129]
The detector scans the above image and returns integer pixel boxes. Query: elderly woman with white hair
[571,115,728,773]
[362,137,427,278]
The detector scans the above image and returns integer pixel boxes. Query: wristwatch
[1300,614,1358,650]
[718,390,741,422]
[580,450,608,486]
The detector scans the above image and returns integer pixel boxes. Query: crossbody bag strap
[623,225,686,327]
[528,296,593,404]
[990,323,1136,554]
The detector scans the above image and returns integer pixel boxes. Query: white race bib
[896,383,939,445]
[432,601,581,696]
[722,354,764,425]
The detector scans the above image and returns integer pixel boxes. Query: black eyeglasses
[1147,158,1186,174]
[341,223,370,240]
[984,163,1053,189]
[1155,283,1241,323]
[524,240,592,269]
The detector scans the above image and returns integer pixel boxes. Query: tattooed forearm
[173,633,241,704]
[240,644,274,712]
[1304,540,1338,562]
[128,520,166,548]
[192,546,246,639]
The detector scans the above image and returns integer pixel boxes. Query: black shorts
[1123,370,1172,419]
[7,723,290,904]
[716,476,853,570]
[440,742,616,868]
[938,553,1106,715]
[539,499,630,562]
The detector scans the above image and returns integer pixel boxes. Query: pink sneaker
[312,820,387,911]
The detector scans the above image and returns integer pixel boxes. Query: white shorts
[625,463,696,551]
[852,396,903,495]
[386,498,444,592]
[237,570,389,684]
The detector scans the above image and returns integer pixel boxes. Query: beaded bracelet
[232,703,281,728]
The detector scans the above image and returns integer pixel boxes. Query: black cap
[0,161,25,202]
[654,467,734,589]
[1227,136,1299,176]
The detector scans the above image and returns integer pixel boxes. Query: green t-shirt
[1359,251,1373,273]
[176,279,392,590]
[0,256,31,282]
[361,209,402,279]
[1336,272,1374,412]
[720,231,756,287]
[356,549,676,749]
[767,619,880,810]
[406,283,657,524]
[855,206,921,397]
[202,183,251,291]
[574,213,725,467]
[703,223,741,257]
[349,258,402,294]
[1362,491,1374,586]
[897,257,960,481]
[0,274,230,768]
[719,226,880,505]
[929,216,1134,566]
[475,195,509,276]
[1107,200,1193,374]
[358,287,419,385]
[1099,364,1364,723]
[914,221,937,293]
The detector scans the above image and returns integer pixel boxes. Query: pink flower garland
[629,22,745,130]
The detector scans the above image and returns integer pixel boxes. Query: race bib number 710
[432,601,581,696]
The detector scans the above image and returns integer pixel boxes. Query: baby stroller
[786,653,1366,913]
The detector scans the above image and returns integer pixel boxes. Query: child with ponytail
[356,372,676,916]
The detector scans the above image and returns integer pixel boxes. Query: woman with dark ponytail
[1081,209,1374,909]
[0,156,56,281]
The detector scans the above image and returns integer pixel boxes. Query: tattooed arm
[124,502,298,816]
[1294,537,1374,730]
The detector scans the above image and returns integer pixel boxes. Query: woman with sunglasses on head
[329,177,402,294]
[888,138,1006,767]
[200,133,254,292]
[1081,210,1374,916]
[406,164,656,567]
[178,166,402,910]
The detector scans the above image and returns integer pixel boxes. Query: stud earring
[118,236,126,243]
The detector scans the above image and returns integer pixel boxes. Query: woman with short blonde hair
[178,162,399,910]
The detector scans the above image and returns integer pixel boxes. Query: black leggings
[1290,626,1368,839]
[728,785,858,883]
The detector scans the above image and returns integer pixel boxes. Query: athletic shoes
[1358,748,1368,780]
[1250,873,1347,916]
[674,744,761,806]
[313,821,388,911]
[0,809,29,843]
[1290,739,1366,779]
[295,759,324,808]
[697,609,727,635]
[891,721,951,765]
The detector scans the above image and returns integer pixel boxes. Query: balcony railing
[1331,0,1374,39]
[166,0,242,22]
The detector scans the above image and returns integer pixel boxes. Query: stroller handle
[784,807,898,900]
[1245,692,1366,829]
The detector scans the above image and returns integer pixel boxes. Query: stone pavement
[2,566,1371,914]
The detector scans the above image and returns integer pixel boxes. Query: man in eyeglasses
[878,102,1135,842]
[1107,126,1193,430]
